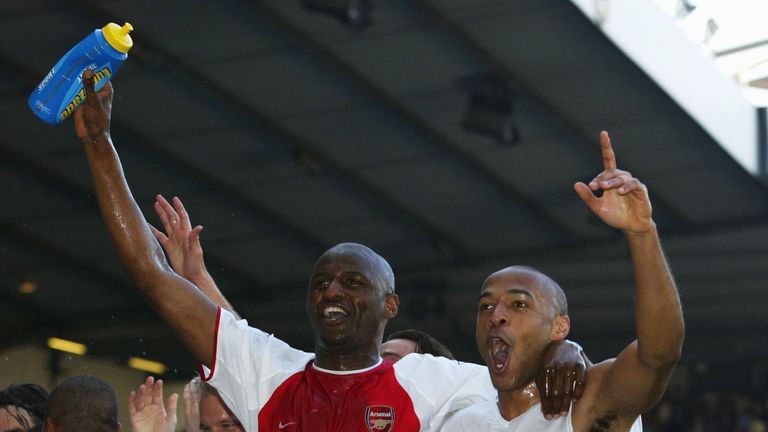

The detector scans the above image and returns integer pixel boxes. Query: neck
[496,381,540,421]
[313,344,382,371]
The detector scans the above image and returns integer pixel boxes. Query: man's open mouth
[488,337,510,373]
[321,305,349,325]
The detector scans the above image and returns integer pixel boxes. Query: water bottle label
[58,65,113,122]
[38,68,56,93]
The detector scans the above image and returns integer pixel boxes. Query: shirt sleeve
[393,354,495,431]
[198,308,315,430]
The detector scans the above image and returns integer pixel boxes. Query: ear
[384,293,399,319]
[550,314,570,341]
[116,422,123,432]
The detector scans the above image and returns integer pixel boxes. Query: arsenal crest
[365,405,395,432]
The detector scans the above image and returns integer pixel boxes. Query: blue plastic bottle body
[28,29,127,124]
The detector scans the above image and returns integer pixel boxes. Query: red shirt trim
[197,306,222,382]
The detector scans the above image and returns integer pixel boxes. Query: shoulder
[393,353,487,375]
[215,308,314,369]
[442,400,499,431]
[393,354,491,393]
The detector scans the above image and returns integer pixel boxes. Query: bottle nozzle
[120,23,133,36]
[102,22,134,53]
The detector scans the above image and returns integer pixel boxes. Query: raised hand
[73,69,113,142]
[128,376,179,432]
[149,194,207,280]
[573,131,654,233]
[149,195,237,316]
[183,382,202,432]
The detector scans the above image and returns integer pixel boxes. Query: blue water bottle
[28,22,134,124]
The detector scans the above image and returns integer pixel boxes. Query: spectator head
[381,329,455,362]
[189,377,243,432]
[45,375,120,432]
[0,383,48,432]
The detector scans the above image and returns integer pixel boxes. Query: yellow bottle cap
[102,22,134,53]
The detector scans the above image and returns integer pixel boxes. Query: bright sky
[655,0,768,104]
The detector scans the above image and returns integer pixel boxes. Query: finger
[561,367,575,414]
[574,182,599,211]
[167,392,180,422]
[153,378,164,405]
[82,69,99,108]
[597,174,628,191]
[617,177,642,195]
[552,362,565,416]
[157,195,180,226]
[541,368,554,417]
[144,376,155,403]
[574,367,587,400]
[600,131,616,171]
[155,200,173,234]
[149,224,169,245]
[135,384,147,410]
[588,170,623,191]
[174,196,192,229]
[128,390,138,415]
[183,384,193,418]
[98,80,113,96]
[189,226,203,252]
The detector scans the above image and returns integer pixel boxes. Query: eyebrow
[478,288,533,301]
[312,271,368,279]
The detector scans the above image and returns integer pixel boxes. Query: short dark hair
[47,375,119,432]
[0,383,48,429]
[385,329,455,360]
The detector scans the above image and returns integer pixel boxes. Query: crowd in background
[4,370,767,432]
[644,391,768,432]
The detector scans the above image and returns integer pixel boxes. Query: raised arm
[150,194,239,318]
[74,70,218,364]
[573,131,684,420]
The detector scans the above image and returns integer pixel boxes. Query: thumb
[189,226,203,251]
[573,182,598,211]
[81,69,99,108]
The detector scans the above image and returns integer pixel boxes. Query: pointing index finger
[600,131,616,171]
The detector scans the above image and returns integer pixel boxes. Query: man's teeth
[323,306,348,318]
[489,337,510,370]
[490,337,509,356]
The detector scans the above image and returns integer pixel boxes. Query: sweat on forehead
[316,243,395,292]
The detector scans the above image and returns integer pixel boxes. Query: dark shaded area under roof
[1,0,767,378]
